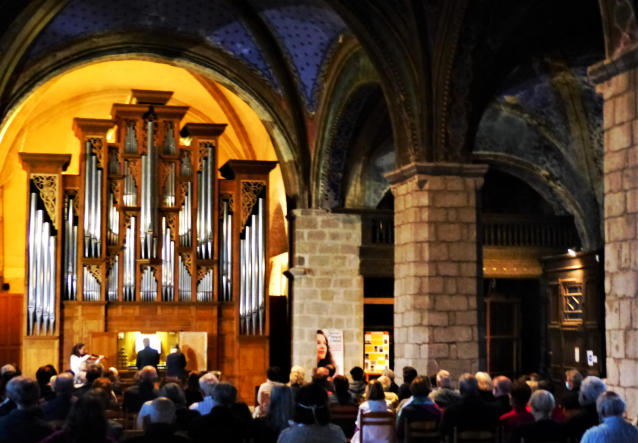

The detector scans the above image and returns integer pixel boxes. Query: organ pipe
[161,217,175,301]
[178,255,191,301]
[123,216,136,301]
[197,145,214,259]
[63,197,77,300]
[123,161,137,206]
[197,269,213,302]
[83,142,102,258]
[83,266,100,302]
[179,183,192,247]
[219,199,232,301]
[141,267,157,302]
[107,256,119,301]
[140,117,157,260]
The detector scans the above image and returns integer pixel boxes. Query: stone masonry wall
[596,68,638,417]
[388,163,487,380]
[289,209,364,377]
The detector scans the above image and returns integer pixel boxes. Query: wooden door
[485,295,521,378]
[0,292,21,366]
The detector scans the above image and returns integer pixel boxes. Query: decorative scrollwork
[110,181,120,204]
[32,174,58,230]
[180,252,192,271]
[220,193,234,213]
[166,213,177,241]
[198,142,214,170]
[241,181,265,230]
[196,265,211,282]
[87,138,104,169]
[88,264,102,284]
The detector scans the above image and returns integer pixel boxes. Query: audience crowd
[0,359,636,442]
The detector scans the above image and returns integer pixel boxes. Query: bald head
[149,397,176,424]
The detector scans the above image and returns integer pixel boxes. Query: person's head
[85,364,103,384]
[597,391,626,419]
[377,375,392,392]
[436,370,453,389]
[366,380,385,401]
[382,368,395,381]
[458,373,479,397]
[267,366,281,382]
[92,377,113,394]
[35,365,56,387]
[143,338,150,348]
[71,343,86,357]
[6,376,40,408]
[64,389,108,442]
[289,366,305,386]
[509,381,532,408]
[316,330,330,362]
[579,376,606,407]
[171,344,180,353]
[148,397,176,425]
[410,376,432,398]
[160,382,186,408]
[350,366,365,382]
[492,375,512,397]
[403,366,417,385]
[187,371,201,390]
[529,389,555,421]
[565,369,583,391]
[199,371,219,397]
[211,382,237,407]
[106,367,119,380]
[267,385,294,430]
[0,364,16,375]
[293,383,330,425]
[333,375,349,394]
[475,372,492,392]
[54,372,75,397]
[137,366,158,386]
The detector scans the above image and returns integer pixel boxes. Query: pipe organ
[19,90,276,402]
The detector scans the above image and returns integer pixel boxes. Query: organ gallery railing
[21,90,276,336]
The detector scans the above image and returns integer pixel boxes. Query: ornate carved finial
[32,174,58,229]
[241,181,265,230]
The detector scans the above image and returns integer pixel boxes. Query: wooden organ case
[19,90,276,402]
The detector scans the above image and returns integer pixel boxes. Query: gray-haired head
[53,372,75,396]
[211,382,237,407]
[1,364,16,375]
[6,376,40,408]
[149,397,176,424]
[436,370,453,389]
[596,391,626,418]
[579,376,606,406]
[529,389,555,420]
[138,366,158,385]
[160,382,186,408]
[199,372,219,397]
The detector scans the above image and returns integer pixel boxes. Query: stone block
[611,271,638,298]
[428,343,449,358]
[434,296,454,311]
[436,223,462,242]
[423,208,447,222]
[627,189,638,213]
[606,216,635,241]
[433,191,468,208]
[414,224,437,242]
[625,330,638,359]
[605,192,626,217]
[604,150,627,173]
[457,277,476,295]
[605,171,623,193]
[423,277,444,294]
[445,177,467,191]
[408,326,430,343]
[307,230,326,241]
[603,99,615,130]
[459,262,478,277]
[438,262,459,276]
[425,177,446,191]
[433,326,472,343]
[610,330,625,358]
[606,299,619,330]
[623,167,638,190]
[425,311,449,326]
[628,144,638,167]
[449,242,477,261]
[620,299,632,329]
[404,344,420,359]
[403,310,422,326]
[455,311,477,325]
[443,277,457,294]
[619,360,638,387]
[606,357,619,386]
[614,94,636,125]
[450,295,469,310]
[456,342,479,359]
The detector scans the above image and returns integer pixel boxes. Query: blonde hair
[289,366,305,386]
[475,371,492,391]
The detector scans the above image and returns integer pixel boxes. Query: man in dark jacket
[123,366,160,413]
[0,376,53,443]
[166,345,187,379]
[137,338,160,370]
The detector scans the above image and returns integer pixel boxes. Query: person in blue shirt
[582,391,638,443]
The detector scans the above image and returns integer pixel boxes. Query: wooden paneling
[0,292,22,366]
[22,336,59,377]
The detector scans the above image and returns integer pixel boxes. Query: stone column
[387,162,487,378]
[288,209,364,375]
[591,57,638,416]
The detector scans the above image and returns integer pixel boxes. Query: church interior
[0,0,636,416]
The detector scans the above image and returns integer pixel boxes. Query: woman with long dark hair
[316,330,336,376]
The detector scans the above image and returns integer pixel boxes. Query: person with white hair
[566,375,607,441]
[429,369,461,409]
[42,372,75,421]
[126,397,190,443]
[510,389,566,443]
[189,371,219,415]
[581,391,638,442]
[0,376,53,442]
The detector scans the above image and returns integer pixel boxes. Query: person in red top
[500,380,534,440]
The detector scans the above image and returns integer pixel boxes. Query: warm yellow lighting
[568,248,577,257]
[268,252,289,296]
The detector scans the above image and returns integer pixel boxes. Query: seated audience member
[491,375,512,417]
[35,365,57,401]
[581,391,638,442]
[41,390,117,443]
[42,372,75,422]
[137,382,198,431]
[377,375,399,409]
[475,371,495,403]
[510,389,566,443]
[127,397,190,443]
[351,381,392,443]
[565,375,606,441]
[189,382,257,442]
[0,370,19,418]
[348,366,367,404]
[255,384,294,443]
[0,376,53,443]
[74,363,102,398]
[398,366,417,402]
[184,371,204,407]
[331,375,356,406]
[255,366,282,417]
[499,380,534,440]
[559,368,582,419]
[439,373,499,438]
[92,377,119,410]
[382,368,399,394]
[278,383,346,443]
[288,365,305,400]
[188,371,218,416]
[396,376,441,443]
[313,367,336,394]
[123,366,160,413]
[429,369,461,409]
[105,367,122,395]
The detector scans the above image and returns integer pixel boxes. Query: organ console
[19,90,276,402]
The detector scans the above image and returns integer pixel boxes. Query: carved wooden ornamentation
[241,181,265,230]
[32,174,58,230]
